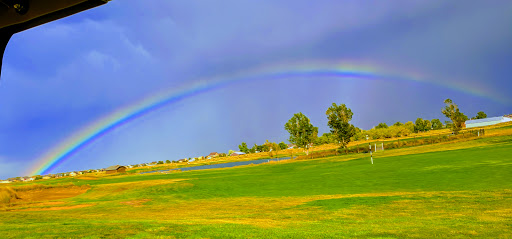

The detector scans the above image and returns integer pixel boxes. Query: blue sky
[1,0,511,178]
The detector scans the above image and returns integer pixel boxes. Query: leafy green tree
[414,118,426,132]
[284,112,318,155]
[315,132,337,145]
[389,125,410,137]
[326,103,356,149]
[157,161,164,164]
[473,111,487,119]
[442,99,468,134]
[393,122,403,127]
[165,160,171,164]
[279,142,287,150]
[425,120,432,131]
[351,128,366,141]
[256,144,269,152]
[404,121,415,132]
[228,150,235,156]
[238,142,249,153]
[375,122,388,129]
[431,119,443,130]
[250,144,258,153]
[264,140,280,158]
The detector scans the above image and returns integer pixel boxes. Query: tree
[404,121,415,132]
[326,103,356,150]
[425,120,432,131]
[264,140,280,158]
[228,150,235,156]
[393,122,403,127]
[431,119,443,130]
[473,111,487,120]
[315,132,337,145]
[284,112,318,155]
[444,120,453,129]
[165,160,171,164]
[442,99,468,134]
[279,142,287,150]
[375,122,388,129]
[414,118,426,132]
[250,144,258,153]
[238,142,249,154]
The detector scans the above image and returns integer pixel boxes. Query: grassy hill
[1,133,511,238]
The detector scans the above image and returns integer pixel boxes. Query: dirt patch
[18,204,95,211]
[120,199,151,207]
[11,185,90,203]
[84,179,188,199]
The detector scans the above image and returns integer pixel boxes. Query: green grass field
[1,134,511,238]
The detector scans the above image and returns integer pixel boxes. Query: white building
[465,116,512,129]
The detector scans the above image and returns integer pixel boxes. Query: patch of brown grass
[10,185,90,203]
[17,204,95,211]
[0,187,19,204]
[82,179,189,200]
[120,199,151,207]
[11,183,77,192]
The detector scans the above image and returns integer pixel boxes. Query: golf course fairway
[1,135,511,238]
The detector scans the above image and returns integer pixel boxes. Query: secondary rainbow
[27,61,498,176]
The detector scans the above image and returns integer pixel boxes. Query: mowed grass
[1,135,512,238]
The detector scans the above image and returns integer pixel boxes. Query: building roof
[105,165,125,171]
[208,152,218,156]
[465,116,504,125]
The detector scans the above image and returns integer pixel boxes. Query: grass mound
[0,187,19,204]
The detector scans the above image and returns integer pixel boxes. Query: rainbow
[26,61,499,176]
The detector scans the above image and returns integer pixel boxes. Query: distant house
[42,175,51,180]
[208,152,219,158]
[69,172,77,177]
[7,178,17,182]
[230,152,246,156]
[105,165,127,174]
[287,144,296,149]
[0,180,10,184]
[21,176,33,182]
[465,116,512,129]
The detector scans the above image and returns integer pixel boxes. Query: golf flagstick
[369,143,373,164]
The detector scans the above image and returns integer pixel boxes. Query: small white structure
[0,180,11,184]
[465,116,512,129]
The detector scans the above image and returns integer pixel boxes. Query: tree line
[283,98,485,153]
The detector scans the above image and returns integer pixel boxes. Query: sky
[1,0,511,179]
